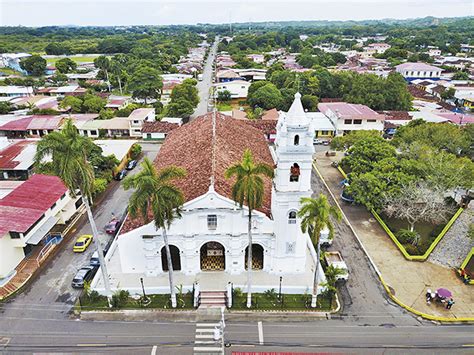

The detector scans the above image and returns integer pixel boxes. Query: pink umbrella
[437,288,452,298]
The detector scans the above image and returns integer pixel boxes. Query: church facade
[108,93,323,294]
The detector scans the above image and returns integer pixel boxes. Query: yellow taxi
[73,235,93,253]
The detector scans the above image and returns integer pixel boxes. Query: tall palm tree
[123,158,186,308]
[225,149,274,308]
[34,119,113,304]
[298,194,342,308]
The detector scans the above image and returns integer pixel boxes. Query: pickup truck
[325,251,349,281]
[319,227,332,247]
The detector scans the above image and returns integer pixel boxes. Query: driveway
[191,37,218,119]
[0,143,161,322]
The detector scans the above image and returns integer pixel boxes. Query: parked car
[73,234,93,253]
[313,138,325,145]
[105,218,121,235]
[90,246,110,267]
[126,160,137,170]
[115,169,127,181]
[325,251,349,281]
[71,266,96,288]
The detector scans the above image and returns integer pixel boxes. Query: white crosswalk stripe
[193,322,223,354]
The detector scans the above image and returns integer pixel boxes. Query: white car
[325,251,349,281]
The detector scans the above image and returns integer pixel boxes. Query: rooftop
[141,121,179,134]
[128,108,155,121]
[0,174,67,235]
[0,139,36,170]
[318,102,382,120]
[395,62,442,72]
[121,112,274,233]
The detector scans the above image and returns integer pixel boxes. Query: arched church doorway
[200,242,225,271]
[244,244,264,270]
[161,245,181,271]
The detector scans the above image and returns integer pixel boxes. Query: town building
[92,94,324,296]
[0,138,37,181]
[0,86,34,98]
[367,43,391,54]
[0,174,79,280]
[141,121,180,141]
[395,62,443,81]
[246,54,265,64]
[318,102,385,136]
[214,80,251,99]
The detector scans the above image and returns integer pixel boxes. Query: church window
[207,215,217,230]
[288,211,297,224]
[290,163,300,182]
[294,135,300,146]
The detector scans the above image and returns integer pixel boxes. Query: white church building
[92,93,325,296]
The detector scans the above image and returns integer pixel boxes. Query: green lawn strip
[79,293,194,311]
[45,55,109,65]
[216,103,233,111]
[231,293,333,311]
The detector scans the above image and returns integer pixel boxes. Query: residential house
[214,80,251,99]
[0,115,63,138]
[395,62,442,81]
[0,86,34,98]
[0,139,36,181]
[246,54,265,64]
[105,96,131,110]
[216,69,242,83]
[37,85,87,97]
[0,174,79,280]
[142,121,180,140]
[318,102,385,136]
[128,108,155,137]
[367,43,391,54]
[306,112,336,140]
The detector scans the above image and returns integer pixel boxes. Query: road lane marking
[151,345,157,355]
[258,321,264,345]
[77,343,107,347]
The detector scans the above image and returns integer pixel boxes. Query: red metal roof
[0,174,67,235]
[0,116,33,131]
[0,140,32,169]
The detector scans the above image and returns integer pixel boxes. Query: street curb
[312,161,474,324]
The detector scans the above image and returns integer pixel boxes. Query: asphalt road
[191,37,218,119]
[1,143,473,354]
[0,143,161,322]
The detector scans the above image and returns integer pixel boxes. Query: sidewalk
[314,151,473,320]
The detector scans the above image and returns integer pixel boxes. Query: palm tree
[34,119,113,304]
[123,158,186,308]
[298,194,342,308]
[225,149,274,308]
[322,265,346,304]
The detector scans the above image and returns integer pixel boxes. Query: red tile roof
[245,120,277,136]
[0,174,67,235]
[121,112,274,233]
[141,121,179,134]
[0,140,32,169]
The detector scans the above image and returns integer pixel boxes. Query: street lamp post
[279,276,283,301]
[140,277,148,301]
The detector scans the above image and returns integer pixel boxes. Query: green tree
[225,149,274,308]
[128,66,163,104]
[165,99,195,118]
[59,96,83,113]
[94,56,111,91]
[55,58,77,74]
[34,119,113,304]
[123,158,186,308]
[452,71,469,80]
[0,101,12,114]
[301,94,319,111]
[170,79,199,107]
[247,83,284,110]
[217,90,232,103]
[45,42,70,55]
[82,94,107,113]
[20,55,46,76]
[298,194,342,307]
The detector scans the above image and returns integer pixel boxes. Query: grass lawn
[216,103,233,111]
[45,55,108,65]
[79,292,194,311]
[0,67,23,76]
[231,292,334,311]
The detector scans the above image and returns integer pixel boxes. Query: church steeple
[286,92,309,126]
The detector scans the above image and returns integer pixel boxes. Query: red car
[105,218,121,235]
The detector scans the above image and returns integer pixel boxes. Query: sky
[0,0,472,27]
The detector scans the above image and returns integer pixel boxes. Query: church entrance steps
[199,291,226,308]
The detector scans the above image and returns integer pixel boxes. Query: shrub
[130,144,142,159]
[111,289,130,308]
[87,290,102,303]
[404,244,421,255]
[93,178,108,197]
[396,229,419,245]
